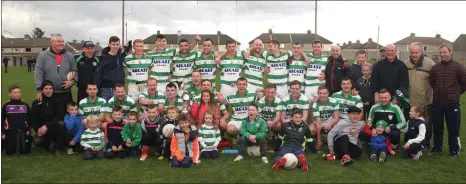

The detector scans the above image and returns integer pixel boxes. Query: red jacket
[363,125,393,152]
[190,102,220,128]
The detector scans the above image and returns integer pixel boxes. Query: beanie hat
[375,120,388,129]
[41,80,54,90]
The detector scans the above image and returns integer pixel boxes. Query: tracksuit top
[1,99,30,134]
[106,120,126,148]
[141,115,166,134]
[279,121,313,149]
[170,125,199,163]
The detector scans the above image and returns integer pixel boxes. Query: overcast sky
[2,1,465,49]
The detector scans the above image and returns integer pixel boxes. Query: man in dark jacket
[75,41,99,103]
[94,36,128,101]
[29,81,66,154]
[429,43,466,159]
[324,45,351,95]
[3,57,10,73]
[350,50,367,83]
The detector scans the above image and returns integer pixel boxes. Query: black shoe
[428,150,441,156]
[449,152,460,159]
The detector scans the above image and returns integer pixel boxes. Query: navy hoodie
[94,47,126,88]
[106,120,126,148]
[1,99,30,134]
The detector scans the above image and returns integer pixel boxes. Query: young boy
[140,104,166,161]
[159,106,180,159]
[1,85,31,155]
[122,112,142,157]
[81,115,105,160]
[272,108,312,171]
[64,102,85,155]
[234,104,268,163]
[355,63,373,120]
[170,113,199,168]
[368,120,394,163]
[105,105,127,159]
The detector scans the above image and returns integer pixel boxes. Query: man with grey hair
[429,43,466,159]
[403,42,435,149]
[324,45,350,95]
[34,33,77,118]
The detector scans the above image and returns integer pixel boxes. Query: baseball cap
[347,106,361,114]
[379,48,385,52]
[83,41,95,48]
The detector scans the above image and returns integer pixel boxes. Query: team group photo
[1,1,466,183]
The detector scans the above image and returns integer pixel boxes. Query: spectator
[34,33,77,118]
[379,48,386,60]
[429,43,466,159]
[350,50,367,84]
[27,57,32,72]
[75,41,99,103]
[402,42,435,149]
[3,57,10,73]
[31,56,37,71]
[324,45,350,95]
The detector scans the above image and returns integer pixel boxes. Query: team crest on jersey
[298,127,303,132]
[93,62,97,66]
[256,123,260,128]
[388,115,393,120]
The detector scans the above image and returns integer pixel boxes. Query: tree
[32,27,45,38]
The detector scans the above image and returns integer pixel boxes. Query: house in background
[342,38,384,61]
[452,34,466,62]
[248,29,333,54]
[394,33,451,62]
[1,34,75,66]
[143,30,241,53]
[67,40,104,56]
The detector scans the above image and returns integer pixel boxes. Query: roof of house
[248,30,333,44]
[1,37,51,48]
[343,38,383,50]
[143,31,240,45]
[394,33,451,46]
[453,34,466,52]
[67,41,103,51]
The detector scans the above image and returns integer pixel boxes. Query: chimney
[217,31,221,35]
[268,28,273,40]
[24,34,31,39]
[368,38,373,42]
[410,33,415,37]
[348,41,352,45]
[157,30,160,35]
[356,40,361,44]
[435,34,441,38]
[307,29,312,35]
[343,42,347,46]
[73,39,77,44]
[268,28,273,34]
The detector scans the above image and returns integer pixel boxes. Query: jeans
[431,103,461,154]
[99,88,114,101]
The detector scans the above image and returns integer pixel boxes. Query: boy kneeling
[272,108,311,171]
[170,113,199,168]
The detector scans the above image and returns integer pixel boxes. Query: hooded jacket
[35,48,77,93]
[94,47,126,88]
[325,55,351,95]
[105,119,126,147]
[239,117,268,139]
[29,94,64,130]
[170,125,199,163]
[122,122,142,147]
[64,114,85,143]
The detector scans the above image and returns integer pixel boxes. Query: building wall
[453,51,466,63]
[2,47,46,54]
[342,49,380,61]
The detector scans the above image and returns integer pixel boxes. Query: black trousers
[201,150,219,160]
[161,138,172,158]
[237,137,266,157]
[3,129,31,155]
[370,148,388,160]
[33,121,66,150]
[54,91,73,118]
[333,135,363,159]
[27,63,32,72]
[142,131,163,154]
[77,87,88,104]
[431,103,461,154]
[64,130,84,152]
[83,148,105,160]
[363,105,371,121]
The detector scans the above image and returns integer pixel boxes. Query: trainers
[234,155,244,162]
[379,152,387,163]
[272,157,287,171]
[391,144,398,152]
[340,154,353,166]
[140,153,148,161]
[412,151,422,160]
[449,152,460,159]
[67,148,74,155]
[298,154,309,172]
[428,150,441,156]
[370,154,377,162]
[262,157,269,164]
[157,155,164,160]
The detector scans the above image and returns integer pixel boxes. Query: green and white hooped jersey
[305,53,328,87]
[171,51,197,83]
[331,91,363,118]
[243,51,268,88]
[124,54,152,84]
[266,51,291,86]
[193,51,217,86]
[164,96,185,113]
[312,97,340,122]
[287,56,307,86]
[148,48,177,84]
[226,90,258,121]
[257,96,285,121]
[138,91,166,112]
[219,51,245,86]
[103,96,137,120]
[282,93,310,120]
[78,97,107,117]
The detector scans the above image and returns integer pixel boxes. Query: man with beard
[75,41,99,103]
[193,38,218,89]
[324,45,350,96]
[78,83,107,122]
[331,77,364,120]
[171,38,201,87]
[242,39,268,94]
[182,70,203,97]
[138,77,166,114]
[103,83,137,124]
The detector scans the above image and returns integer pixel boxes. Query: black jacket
[106,120,126,148]
[1,99,30,134]
[371,57,409,95]
[74,53,99,89]
[279,121,313,149]
[325,55,351,95]
[94,47,126,88]
[350,63,363,84]
[405,118,424,142]
[29,94,63,131]
[141,115,166,135]
[355,77,373,105]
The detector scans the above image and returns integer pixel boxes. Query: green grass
[2,66,466,183]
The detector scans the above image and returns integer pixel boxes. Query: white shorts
[276,85,289,99]
[220,84,238,97]
[157,82,168,96]
[128,83,147,101]
[228,120,243,130]
[247,83,263,94]
[305,86,319,100]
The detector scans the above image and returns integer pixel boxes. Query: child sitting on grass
[64,102,84,155]
[402,105,426,160]
[105,105,126,159]
[198,111,221,160]
[369,120,395,163]
[272,108,311,171]
[170,113,199,168]
[122,112,142,157]
[81,115,105,160]
[140,104,166,161]
[159,106,180,160]
[234,104,268,164]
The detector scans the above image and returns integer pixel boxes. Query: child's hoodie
[64,114,85,143]
[122,122,142,147]
[170,125,199,164]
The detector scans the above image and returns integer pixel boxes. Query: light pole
[3,30,12,38]
[177,30,181,48]
[376,16,380,61]
[126,13,129,44]
[122,0,125,44]
[314,0,318,40]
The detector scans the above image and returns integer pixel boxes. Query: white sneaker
[262,157,269,164]
[234,155,244,162]
[413,151,422,160]
[67,148,74,155]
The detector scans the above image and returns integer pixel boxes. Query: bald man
[243,39,268,94]
[371,44,409,104]
[324,45,350,95]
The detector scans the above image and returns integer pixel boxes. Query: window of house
[26,48,31,52]
[143,45,148,50]
[280,44,285,48]
[1,49,3,52]
[14,49,20,52]
[424,46,427,51]
[42,48,47,51]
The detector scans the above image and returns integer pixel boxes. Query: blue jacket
[370,135,387,150]
[64,114,85,143]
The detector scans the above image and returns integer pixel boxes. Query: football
[162,124,175,138]
[66,71,76,81]
[283,153,298,169]
[247,146,261,157]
